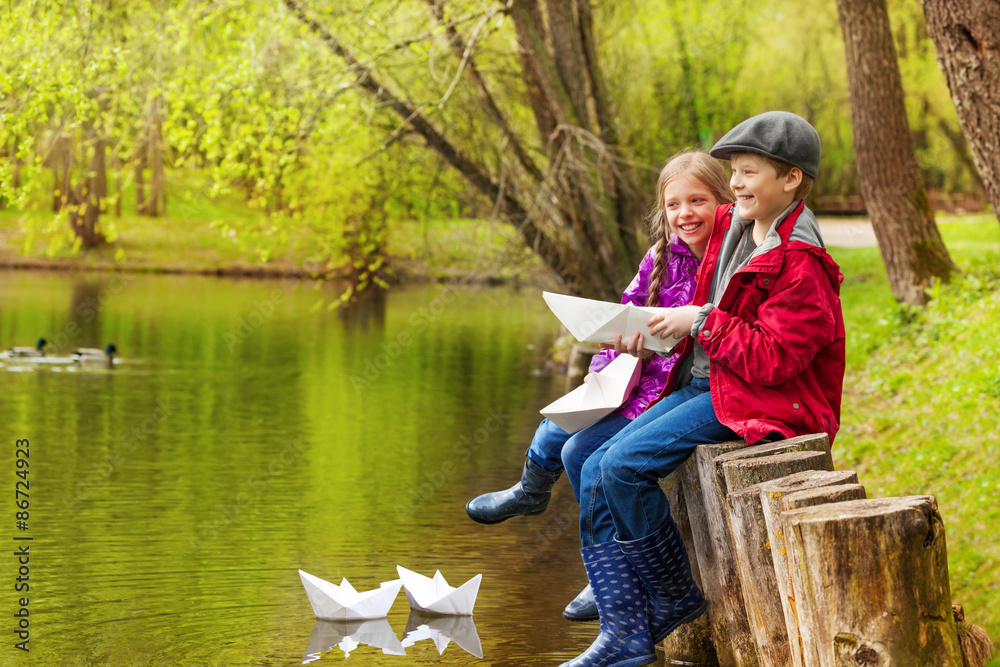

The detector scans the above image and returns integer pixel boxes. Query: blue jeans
[526,414,631,501]
[578,377,738,546]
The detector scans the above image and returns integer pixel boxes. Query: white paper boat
[298,570,403,621]
[540,353,641,433]
[402,610,483,658]
[396,566,481,616]
[301,618,406,662]
[543,291,685,353]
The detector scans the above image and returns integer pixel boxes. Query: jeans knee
[600,449,637,491]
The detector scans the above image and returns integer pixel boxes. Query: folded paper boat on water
[396,566,481,616]
[402,611,483,658]
[540,353,642,433]
[302,618,406,662]
[298,570,403,621]
[542,291,685,353]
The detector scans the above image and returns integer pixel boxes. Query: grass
[828,212,1000,660]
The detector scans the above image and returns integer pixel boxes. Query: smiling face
[729,153,800,227]
[662,174,719,258]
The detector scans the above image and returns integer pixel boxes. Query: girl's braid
[645,232,668,308]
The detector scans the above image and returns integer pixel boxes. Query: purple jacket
[587,236,700,420]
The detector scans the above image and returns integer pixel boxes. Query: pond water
[0,270,645,666]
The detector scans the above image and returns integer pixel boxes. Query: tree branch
[282,0,577,290]
[424,0,544,181]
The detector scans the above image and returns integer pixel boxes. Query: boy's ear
[782,167,803,193]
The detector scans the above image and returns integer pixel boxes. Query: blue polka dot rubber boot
[616,516,707,643]
[558,541,657,667]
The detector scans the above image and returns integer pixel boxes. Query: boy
[560,111,845,667]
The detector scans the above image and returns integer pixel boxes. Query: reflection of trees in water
[69,278,106,345]
[337,285,387,333]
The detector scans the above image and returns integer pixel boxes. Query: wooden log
[784,496,963,667]
[753,470,862,667]
[780,484,869,667]
[659,469,718,665]
[723,451,834,666]
[680,434,829,666]
[679,441,748,667]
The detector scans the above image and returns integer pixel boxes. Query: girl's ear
[783,167,803,193]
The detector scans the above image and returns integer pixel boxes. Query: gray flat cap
[710,111,821,178]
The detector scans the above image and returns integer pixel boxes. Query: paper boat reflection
[298,570,403,620]
[402,610,483,658]
[396,566,481,616]
[301,618,406,662]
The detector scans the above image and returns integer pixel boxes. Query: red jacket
[654,201,846,444]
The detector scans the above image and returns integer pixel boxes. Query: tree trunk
[658,469,718,665]
[135,158,146,216]
[679,442,748,667]
[780,483,869,667]
[836,0,956,305]
[723,451,835,667]
[921,0,1000,225]
[67,138,108,249]
[784,496,963,667]
[50,135,72,213]
[146,96,165,217]
[756,470,864,667]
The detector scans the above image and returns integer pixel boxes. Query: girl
[464,150,733,621]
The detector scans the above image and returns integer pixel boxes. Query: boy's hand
[600,333,654,360]
[647,306,700,339]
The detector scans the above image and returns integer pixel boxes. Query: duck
[72,343,117,365]
[3,338,47,358]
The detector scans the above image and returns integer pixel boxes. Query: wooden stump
[780,484,871,667]
[680,441,748,667]
[723,451,834,666]
[754,470,864,667]
[706,434,832,665]
[659,469,718,665]
[783,496,963,667]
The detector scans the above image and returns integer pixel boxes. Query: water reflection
[0,271,608,665]
[302,618,406,661]
[402,611,483,659]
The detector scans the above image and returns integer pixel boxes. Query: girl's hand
[647,305,700,339]
[583,373,593,384]
[600,333,653,360]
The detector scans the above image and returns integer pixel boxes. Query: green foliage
[0,0,990,286]
[831,215,1000,655]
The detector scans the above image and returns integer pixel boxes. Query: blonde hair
[645,150,734,307]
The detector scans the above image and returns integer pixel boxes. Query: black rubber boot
[563,584,599,622]
[465,458,561,524]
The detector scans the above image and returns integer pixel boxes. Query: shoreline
[0,253,545,288]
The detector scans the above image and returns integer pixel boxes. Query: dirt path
[817,218,878,248]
